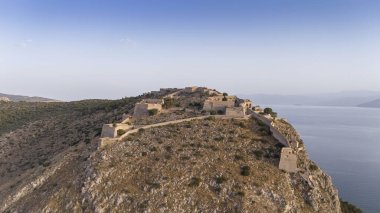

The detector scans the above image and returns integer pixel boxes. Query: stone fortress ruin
[133,99,163,116]
[100,86,299,173]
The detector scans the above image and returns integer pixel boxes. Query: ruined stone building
[279,148,298,173]
[203,95,253,117]
[133,99,163,116]
[101,123,132,138]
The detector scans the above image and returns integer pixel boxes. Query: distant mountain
[0,93,59,102]
[358,99,380,108]
[240,91,380,107]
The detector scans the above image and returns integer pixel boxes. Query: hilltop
[0,92,58,102]
[0,87,360,212]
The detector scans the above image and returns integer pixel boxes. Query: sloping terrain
[0,88,358,213]
[0,98,139,211]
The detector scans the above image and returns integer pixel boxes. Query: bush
[148,109,158,116]
[205,116,216,121]
[217,110,224,115]
[259,126,271,135]
[253,150,264,160]
[215,175,228,184]
[263,107,278,118]
[209,110,217,115]
[240,165,250,176]
[223,92,228,96]
[189,102,202,108]
[234,154,245,161]
[309,164,318,171]
[222,96,227,101]
[188,177,201,187]
[236,191,245,197]
[117,129,126,136]
[263,108,273,114]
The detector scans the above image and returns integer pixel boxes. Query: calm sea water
[268,105,380,213]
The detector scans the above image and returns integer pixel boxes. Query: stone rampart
[225,107,245,117]
[251,112,289,147]
[203,100,235,112]
[134,103,162,116]
[101,124,132,138]
[279,148,298,173]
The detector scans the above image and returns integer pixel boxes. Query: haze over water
[270,105,380,213]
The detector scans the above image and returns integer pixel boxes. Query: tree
[263,108,273,114]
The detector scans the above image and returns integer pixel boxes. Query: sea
[267,105,380,213]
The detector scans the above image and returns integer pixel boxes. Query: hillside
[0,87,360,212]
[0,92,58,102]
[358,98,380,108]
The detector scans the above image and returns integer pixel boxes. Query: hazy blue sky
[1,0,380,101]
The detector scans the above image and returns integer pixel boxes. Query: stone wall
[134,103,162,116]
[250,112,298,173]
[225,107,246,117]
[203,100,235,112]
[99,138,117,149]
[251,112,289,147]
[279,148,297,173]
[101,124,132,138]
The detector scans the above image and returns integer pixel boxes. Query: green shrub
[259,126,271,136]
[189,102,202,108]
[117,129,126,136]
[148,109,158,116]
[253,150,264,160]
[205,116,216,121]
[188,177,201,187]
[223,92,228,96]
[236,191,245,197]
[222,96,227,101]
[309,164,318,171]
[234,154,245,161]
[209,110,217,115]
[215,175,228,184]
[240,165,250,176]
[217,110,224,115]
[264,108,273,114]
